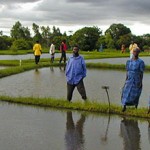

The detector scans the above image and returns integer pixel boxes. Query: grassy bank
[1,60,150,78]
[0,62,60,78]
[0,95,149,119]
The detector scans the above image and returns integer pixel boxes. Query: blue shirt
[65,55,86,85]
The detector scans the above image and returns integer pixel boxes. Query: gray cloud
[1,0,150,35]
[0,0,40,3]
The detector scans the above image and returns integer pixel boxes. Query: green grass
[1,59,150,78]
[0,95,149,119]
[0,50,150,119]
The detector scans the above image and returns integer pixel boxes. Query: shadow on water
[120,117,141,150]
[65,111,85,150]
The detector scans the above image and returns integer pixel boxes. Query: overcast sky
[1,0,150,36]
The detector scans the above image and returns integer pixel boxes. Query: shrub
[10,39,32,50]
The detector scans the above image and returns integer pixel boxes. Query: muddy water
[0,102,149,150]
[0,54,150,65]
[0,66,7,70]
[0,67,149,107]
[0,53,72,60]
[86,56,150,65]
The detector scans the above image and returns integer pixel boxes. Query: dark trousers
[67,80,87,101]
[35,55,40,64]
[59,51,66,63]
[51,54,55,63]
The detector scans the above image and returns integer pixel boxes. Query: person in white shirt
[49,41,55,63]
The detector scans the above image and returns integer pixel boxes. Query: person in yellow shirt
[33,41,42,64]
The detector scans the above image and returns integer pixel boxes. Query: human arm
[82,57,86,78]
[39,44,42,54]
[139,60,145,82]
[125,60,129,80]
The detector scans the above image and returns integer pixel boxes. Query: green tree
[105,23,131,49]
[41,26,51,47]
[10,39,31,50]
[71,26,102,51]
[133,35,146,51]
[142,34,150,50]
[96,35,106,50]
[52,26,62,37]
[52,35,69,50]
[10,21,31,39]
[0,35,13,50]
[32,23,42,42]
[116,33,132,50]
[0,31,3,36]
[105,33,115,49]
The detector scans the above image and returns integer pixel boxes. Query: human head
[132,48,140,58]
[62,40,66,44]
[36,40,39,43]
[73,45,79,56]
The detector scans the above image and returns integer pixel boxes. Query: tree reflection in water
[120,118,141,150]
[65,111,86,150]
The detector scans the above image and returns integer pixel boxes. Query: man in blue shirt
[65,45,87,102]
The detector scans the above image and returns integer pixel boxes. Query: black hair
[62,39,66,43]
[73,45,80,50]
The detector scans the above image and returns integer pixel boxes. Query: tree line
[0,21,150,51]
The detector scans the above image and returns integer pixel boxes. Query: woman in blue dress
[121,48,145,112]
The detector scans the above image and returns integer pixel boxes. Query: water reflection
[0,66,7,70]
[86,56,150,65]
[35,68,40,73]
[33,68,42,97]
[100,115,110,144]
[50,66,54,72]
[65,111,85,150]
[59,65,66,72]
[0,101,149,149]
[0,53,72,60]
[120,118,141,150]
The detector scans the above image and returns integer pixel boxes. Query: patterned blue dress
[121,58,145,106]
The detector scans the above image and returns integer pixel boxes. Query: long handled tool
[102,86,110,113]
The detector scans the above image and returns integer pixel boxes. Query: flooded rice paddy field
[0,102,149,150]
[0,55,150,149]
[0,54,150,65]
[0,53,70,60]
[0,66,7,70]
[86,56,150,65]
[0,67,149,107]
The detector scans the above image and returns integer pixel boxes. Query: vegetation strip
[1,61,150,78]
[0,95,149,119]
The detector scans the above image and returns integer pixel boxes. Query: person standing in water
[33,40,42,64]
[49,41,55,63]
[59,40,67,64]
[65,45,87,102]
[121,48,145,112]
